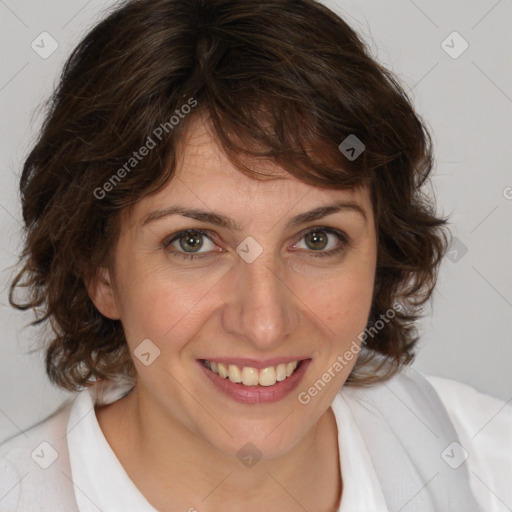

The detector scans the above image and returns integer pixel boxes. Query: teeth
[241,367,259,386]
[218,363,228,378]
[286,361,297,377]
[259,367,276,386]
[228,364,242,383]
[203,359,301,387]
[276,363,287,381]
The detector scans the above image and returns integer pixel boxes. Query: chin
[210,427,306,463]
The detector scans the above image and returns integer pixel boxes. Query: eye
[163,229,219,259]
[163,226,348,261]
[292,227,348,257]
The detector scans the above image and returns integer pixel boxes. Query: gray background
[1,0,511,443]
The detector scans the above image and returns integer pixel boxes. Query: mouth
[201,359,303,387]
[198,357,311,404]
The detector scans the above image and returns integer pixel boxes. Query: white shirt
[1,371,511,511]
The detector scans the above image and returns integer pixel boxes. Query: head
[10,0,449,457]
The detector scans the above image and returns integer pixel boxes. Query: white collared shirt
[66,375,511,512]
[1,374,510,511]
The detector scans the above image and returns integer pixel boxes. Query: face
[90,114,377,460]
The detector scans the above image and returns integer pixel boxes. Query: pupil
[305,231,327,250]
[180,232,203,252]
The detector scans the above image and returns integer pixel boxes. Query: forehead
[174,114,291,189]
[128,113,372,227]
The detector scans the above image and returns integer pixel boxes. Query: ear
[86,267,121,320]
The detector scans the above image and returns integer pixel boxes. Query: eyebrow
[141,200,367,229]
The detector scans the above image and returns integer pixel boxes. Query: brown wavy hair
[8,0,450,391]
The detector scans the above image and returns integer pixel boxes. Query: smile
[198,358,311,404]
[201,359,301,387]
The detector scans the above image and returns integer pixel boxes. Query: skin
[89,113,378,512]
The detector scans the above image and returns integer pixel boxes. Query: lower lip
[198,360,311,405]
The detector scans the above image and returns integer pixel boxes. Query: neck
[97,384,342,512]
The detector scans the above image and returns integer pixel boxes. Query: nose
[220,252,300,350]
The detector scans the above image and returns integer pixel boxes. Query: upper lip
[199,357,310,369]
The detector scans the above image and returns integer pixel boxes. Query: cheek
[296,257,376,339]
[112,256,216,343]
[312,280,373,345]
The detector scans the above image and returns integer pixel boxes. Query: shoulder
[425,374,512,511]
[0,398,73,458]
[424,374,511,436]
[0,399,72,472]
[0,398,80,512]
[343,370,512,511]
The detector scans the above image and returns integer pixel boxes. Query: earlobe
[86,267,121,320]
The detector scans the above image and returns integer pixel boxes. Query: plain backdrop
[1,0,511,444]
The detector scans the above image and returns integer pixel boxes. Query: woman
[1,0,509,510]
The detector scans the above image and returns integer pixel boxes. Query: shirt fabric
[0,369,510,511]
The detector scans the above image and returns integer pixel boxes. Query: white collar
[332,392,388,510]
[67,387,157,511]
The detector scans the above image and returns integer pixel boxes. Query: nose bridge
[221,250,299,348]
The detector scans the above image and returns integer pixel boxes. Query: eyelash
[162,227,349,261]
